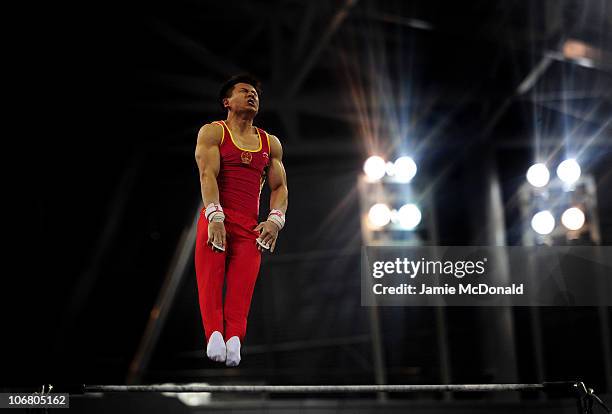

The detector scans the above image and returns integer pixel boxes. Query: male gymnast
[194,74,288,366]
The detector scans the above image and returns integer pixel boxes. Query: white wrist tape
[205,203,225,222]
[267,209,285,230]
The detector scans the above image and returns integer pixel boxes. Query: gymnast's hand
[254,221,279,252]
[207,221,226,252]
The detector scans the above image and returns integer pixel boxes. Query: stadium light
[526,163,550,188]
[397,203,422,230]
[556,159,581,185]
[368,203,392,227]
[394,156,417,183]
[531,210,555,235]
[363,156,387,181]
[561,207,585,230]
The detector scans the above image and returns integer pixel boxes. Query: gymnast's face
[225,82,259,115]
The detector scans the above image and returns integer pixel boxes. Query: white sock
[225,336,241,367]
[206,331,226,362]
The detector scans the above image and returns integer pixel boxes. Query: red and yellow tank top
[213,120,271,220]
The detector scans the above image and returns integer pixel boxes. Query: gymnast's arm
[254,134,288,252]
[195,123,226,249]
[267,134,288,215]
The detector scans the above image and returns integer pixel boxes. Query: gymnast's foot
[225,336,241,367]
[206,331,226,362]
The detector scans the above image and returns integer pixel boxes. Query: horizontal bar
[84,383,545,393]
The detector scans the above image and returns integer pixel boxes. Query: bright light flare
[526,163,550,187]
[397,203,422,230]
[368,203,392,227]
[363,156,386,180]
[556,159,581,184]
[531,210,556,235]
[561,207,585,230]
[394,156,417,183]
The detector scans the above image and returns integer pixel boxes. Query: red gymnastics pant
[195,207,261,343]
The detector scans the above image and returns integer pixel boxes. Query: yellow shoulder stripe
[212,121,224,145]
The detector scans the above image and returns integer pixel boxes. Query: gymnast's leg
[195,212,227,362]
[223,235,261,366]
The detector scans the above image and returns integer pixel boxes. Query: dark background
[5,0,612,408]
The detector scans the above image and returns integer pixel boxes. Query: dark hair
[218,74,262,112]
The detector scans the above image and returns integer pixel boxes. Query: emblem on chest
[241,151,253,164]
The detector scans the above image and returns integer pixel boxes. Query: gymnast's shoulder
[196,122,223,146]
[266,133,283,158]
